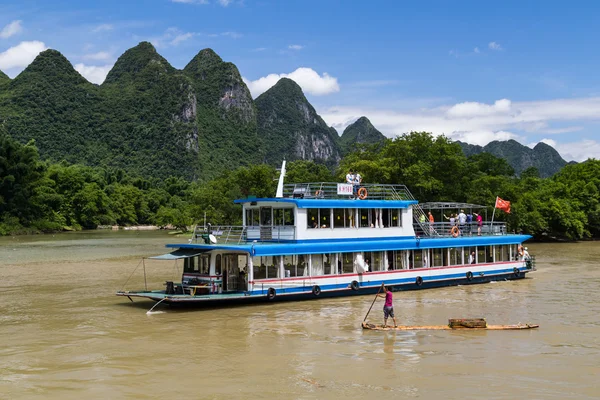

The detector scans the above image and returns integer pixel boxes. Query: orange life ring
[450,226,459,238]
[357,187,368,200]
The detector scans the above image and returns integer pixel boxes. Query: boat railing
[191,224,296,244]
[413,221,508,237]
[282,182,414,200]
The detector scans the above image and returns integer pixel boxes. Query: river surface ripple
[0,231,598,399]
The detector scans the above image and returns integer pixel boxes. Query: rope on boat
[119,258,143,292]
[147,298,168,314]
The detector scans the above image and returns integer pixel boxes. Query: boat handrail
[282,182,414,200]
[191,224,296,244]
[412,221,508,237]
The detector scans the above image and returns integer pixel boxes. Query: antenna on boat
[275,160,286,198]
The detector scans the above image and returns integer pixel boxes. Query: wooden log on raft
[448,318,487,329]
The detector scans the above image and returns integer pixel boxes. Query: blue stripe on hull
[158,269,529,307]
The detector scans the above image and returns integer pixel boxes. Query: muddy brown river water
[0,231,598,399]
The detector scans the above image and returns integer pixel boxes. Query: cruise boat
[117,167,535,306]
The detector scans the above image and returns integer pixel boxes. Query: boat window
[463,247,476,264]
[478,246,492,264]
[341,252,354,274]
[392,250,404,270]
[283,255,295,277]
[198,255,210,275]
[283,209,294,225]
[333,208,345,228]
[274,208,284,226]
[324,254,334,274]
[319,209,331,228]
[312,254,324,276]
[298,255,307,276]
[495,245,510,262]
[449,247,462,265]
[359,208,370,228]
[215,254,222,275]
[414,250,424,268]
[307,209,319,228]
[260,207,272,226]
[432,248,445,267]
[383,209,400,227]
[252,256,280,280]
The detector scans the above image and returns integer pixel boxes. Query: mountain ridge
[456,139,569,177]
[339,116,386,154]
[256,77,342,166]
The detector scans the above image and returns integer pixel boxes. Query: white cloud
[474,47,480,54]
[0,20,23,39]
[319,97,600,160]
[218,0,232,5]
[288,44,304,50]
[92,24,113,33]
[447,99,512,118]
[488,41,502,50]
[170,32,195,45]
[82,51,112,61]
[243,67,340,97]
[221,31,242,39]
[171,0,209,3]
[74,63,113,85]
[0,41,47,70]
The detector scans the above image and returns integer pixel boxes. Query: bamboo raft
[362,318,539,331]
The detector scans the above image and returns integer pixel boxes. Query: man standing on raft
[377,283,397,327]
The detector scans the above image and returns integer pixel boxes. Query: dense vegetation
[0,43,265,181]
[1,131,598,240]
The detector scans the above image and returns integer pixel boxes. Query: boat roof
[233,198,418,209]
[164,234,532,257]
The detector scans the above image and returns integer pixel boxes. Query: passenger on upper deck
[346,169,355,185]
[353,171,362,197]
[458,210,467,235]
[474,212,483,235]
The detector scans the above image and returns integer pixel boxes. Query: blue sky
[1,0,599,161]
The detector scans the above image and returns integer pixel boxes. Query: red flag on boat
[495,196,511,213]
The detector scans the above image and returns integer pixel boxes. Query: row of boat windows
[308,208,402,229]
[245,208,294,226]
[251,244,517,279]
[243,207,403,229]
[182,245,519,278]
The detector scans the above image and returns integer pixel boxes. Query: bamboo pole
[363,283,383,322]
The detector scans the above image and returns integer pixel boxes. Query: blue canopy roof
[166,234,532,257]
[233,198,418,209]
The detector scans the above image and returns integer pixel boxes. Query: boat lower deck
[117,269,529,306]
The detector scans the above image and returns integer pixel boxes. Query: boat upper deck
[281,182,414,200]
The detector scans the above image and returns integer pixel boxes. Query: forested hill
[0,70,9,85]
[255,77,342,166]
[0,43,343,180]
[457,139,569,177]
[339,116,386,155]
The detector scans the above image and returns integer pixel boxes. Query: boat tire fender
[466,271,473,281]
[357,187,368,200]
[415,276,423,286]
[513,267,520,278]
[350,280,360,291]
[312,285,321,296]
[267,287,276,300]
[451,226,459,238]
